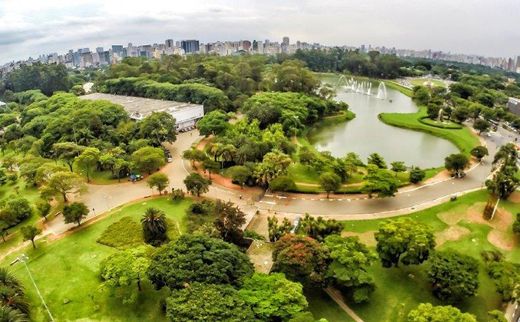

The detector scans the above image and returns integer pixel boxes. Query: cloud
[0,0,519,63]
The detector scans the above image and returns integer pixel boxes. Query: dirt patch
[342,231,376,247]
[435,226,471,246]
[466,202,489,225]
[488,230,516,250]
[506,191,520,203]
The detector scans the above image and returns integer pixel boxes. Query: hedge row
[98,77,231,112]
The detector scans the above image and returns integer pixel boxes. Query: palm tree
[0,268,29,316]
[141,208,168,246]
[218,144,237,167]
[0,306,28,322]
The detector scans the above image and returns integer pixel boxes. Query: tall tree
[75,147,100,183]
[166,283,254,322]
[444,153,469,178]
[0,267,30,317]
[63,202,89,226]
[35,199,51,221]
[319,172,341,198]
[41,171,84,202]
[363,166,400,198]
[141,208,168,246]
[146,173,169,195]
[183,173,211,196]
[52,142,85,171]
[139,112,176,146]
[470,145,489,161]
[407,303,476,322]
[473,119,490,134]
[196,110,230,136]
[375,218,435,267]
[131,146,165,174]
[147,235,253,290]
[325,235,377,303]
[272,234,330,286]
[367,153,387,169]
[238,273,308,321]
[299,214,342,242]
[21,225,41,249]
[213,200,246,244]
[409,167,426,184]
[427,251,479,302]
[99,247,151,303]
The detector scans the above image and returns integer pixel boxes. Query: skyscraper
[282,36,290,46]
[181,40,200,54]
[165,39,174,48]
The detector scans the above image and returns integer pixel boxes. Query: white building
[0,101,6,108]
[80,93,204,131]
[508,97,520,116]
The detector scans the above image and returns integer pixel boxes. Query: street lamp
[11,254,55,322]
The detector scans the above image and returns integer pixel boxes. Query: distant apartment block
[181,40,200,54]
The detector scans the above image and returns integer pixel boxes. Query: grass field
[341,190,520,321]
[306,288,355,322]
[409,78,446,88]
[1,197,192,322]
[379,106,480,155]
[0,179,51,255]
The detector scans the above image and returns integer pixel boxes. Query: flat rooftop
[80,93,203,117]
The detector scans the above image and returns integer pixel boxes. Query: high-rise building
[165,39,174,48]
[282,36,290,46]
[96,47,104,53]
[181,40,200,54]
[111,45,124,57]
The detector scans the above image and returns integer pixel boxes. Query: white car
[167,157,173,163]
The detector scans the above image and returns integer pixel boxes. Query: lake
[308,76,458,168]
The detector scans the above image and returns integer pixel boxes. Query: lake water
[308,77,458,168]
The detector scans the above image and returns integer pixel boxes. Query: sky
[1,0,520,64]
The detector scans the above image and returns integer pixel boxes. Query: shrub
[97,217,143,248]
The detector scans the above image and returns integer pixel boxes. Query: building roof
[80,93,203,121]
[0,101,6,107]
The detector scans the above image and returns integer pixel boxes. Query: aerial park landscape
[0,36,519,322]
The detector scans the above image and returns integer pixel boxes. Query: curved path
[43,125,518,235]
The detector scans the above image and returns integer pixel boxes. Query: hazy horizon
[1,0,519,64]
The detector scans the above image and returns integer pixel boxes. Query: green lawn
[409,78,446,88]
[306,288,355,322]
[0,179,50,255]
[1,197,192,322]
[379,106,480,155]
[341,190,520,321]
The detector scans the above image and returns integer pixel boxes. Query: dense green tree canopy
[238,273,308,321]
[147,234,253,290]
[407,303,476,322]
[183,173,211,196]
[63,202,89,226]
[138,112,176,146]
[131,146,165,174]
[325,235,376,303]
[99,247,151,303]
[165,283,255,322]
[375,218,435,267]
[272,234,330,286]
[444,153,469,178]
[427,251,479,302]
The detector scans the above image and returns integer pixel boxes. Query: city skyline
[1,0,520,64]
